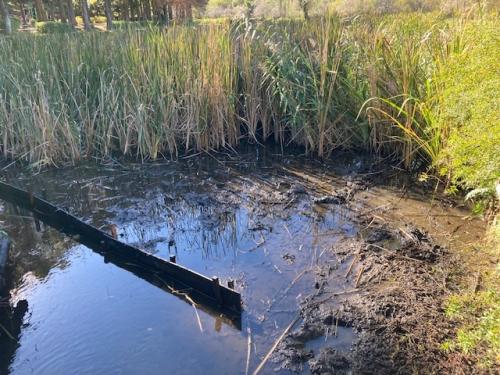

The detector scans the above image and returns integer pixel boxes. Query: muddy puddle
[0,147,486,374]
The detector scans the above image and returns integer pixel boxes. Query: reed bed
[0,13,497,183]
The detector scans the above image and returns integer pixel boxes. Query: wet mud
[0,147,486,374]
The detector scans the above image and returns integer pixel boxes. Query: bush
[112,20,159,30]
[437,21,500,191]
[91,16,107,24]
[36,21,75,34]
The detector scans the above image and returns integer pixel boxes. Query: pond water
[0,147,484,375]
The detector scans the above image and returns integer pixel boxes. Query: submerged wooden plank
[0,181,242,319]
[0,237,9,293]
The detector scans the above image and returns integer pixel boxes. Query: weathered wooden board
[0,238,9,293]
[0,181,242,321]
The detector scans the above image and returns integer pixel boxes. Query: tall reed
[0,13,495,175]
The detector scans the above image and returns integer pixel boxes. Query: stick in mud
[345,254,358,278]
[252,315,300,375]
[245,325,252,375]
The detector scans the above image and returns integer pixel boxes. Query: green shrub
[36,21,75,34]
[112,20,159,30]
[443,218,500,369]
[437,21,500,191]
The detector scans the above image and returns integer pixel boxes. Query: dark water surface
[0,148,483,375]
[1,149,363,375]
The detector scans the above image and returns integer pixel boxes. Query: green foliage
[262,17,367,155]
[436,21,500,191]
[112,20,159,30]
[443,219,500,368]
[444,290,500,367]
[36,21,75,34]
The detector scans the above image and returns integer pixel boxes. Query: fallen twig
[252,315,300,375]
[245,325,252,375]
[345,254,358,278]
[355,266,365,288]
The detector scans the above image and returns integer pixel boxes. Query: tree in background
[0,0,12,33]
[80,0,91,29]
[104,0,112,29]
[67,0,76,26]
[299,0,308,19]
[34,0,47,20]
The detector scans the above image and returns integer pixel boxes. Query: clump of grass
[443,218,500,369]
[262,16,367,156]
[0,26,238,165]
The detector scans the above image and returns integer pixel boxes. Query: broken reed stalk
[0,322,15,341]
[252,315,300,375]
[155,274,204,333]
[345,254,358,278]
[355,266,365,288]
[245,325,252,375]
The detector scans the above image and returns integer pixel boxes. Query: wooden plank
[0,237,8,293]
[0,181,242,318]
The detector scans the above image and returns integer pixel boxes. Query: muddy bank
[269,168,485,374]
[0,148,486,374]
[274,223,455,374]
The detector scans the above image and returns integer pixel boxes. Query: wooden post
[34,213,41,232]
[212,277,223,305]
[0,237,9,293]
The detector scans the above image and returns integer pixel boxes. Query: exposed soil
[271,176,482,374]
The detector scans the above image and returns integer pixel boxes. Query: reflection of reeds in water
[114,192,242,260]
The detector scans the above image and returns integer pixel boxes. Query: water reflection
[1,149,362,374]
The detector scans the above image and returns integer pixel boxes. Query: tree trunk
[58,0,67,22]
[0,0,11,34]
[121,0,130,21]
[34,0,48,21]
[81,0,92,30]
[166,2,172,23]
[300,0,309,20]
[47,1,55,20]
[19,0,27,25]
[143,0,151,20]
[104,0,112,30]
[67,0,76,27]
